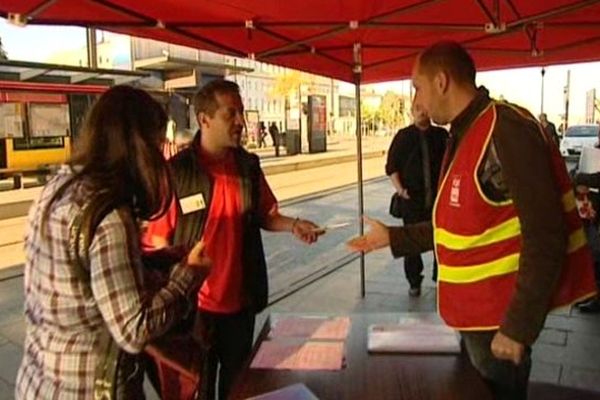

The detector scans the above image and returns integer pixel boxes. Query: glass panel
[28,104,70,137]
[0,103,24,138]
[566,125,598,137]
[13,136,64,150]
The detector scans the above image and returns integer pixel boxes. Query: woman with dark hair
[15,86,210,399]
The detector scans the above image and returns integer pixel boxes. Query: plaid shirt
[16,170,200,399]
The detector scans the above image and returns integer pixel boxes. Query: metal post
[353,43,366,298]
[564,69,571,130]
[86,28,97,69]
[298,83,302,153]
[233,58,238,83]
[330,77,335,135]
[540,67,545,114]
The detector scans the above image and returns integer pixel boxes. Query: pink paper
[250,340,345,370]
[268,316,351,340]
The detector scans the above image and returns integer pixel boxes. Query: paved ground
[0,135,389,275]
[1,136,599,398]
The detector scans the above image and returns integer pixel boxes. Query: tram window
[0,103,24,138]
[13,136,64,150]
[28,103,70,138]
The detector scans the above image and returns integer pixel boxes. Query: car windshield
[565,126,598,137]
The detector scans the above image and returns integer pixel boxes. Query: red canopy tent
[3,0,600,83]
[4,0,600,293]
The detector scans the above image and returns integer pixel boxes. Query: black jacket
[170,134,269,313]
[385,124,448,212]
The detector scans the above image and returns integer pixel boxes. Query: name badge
[179,193,206,215]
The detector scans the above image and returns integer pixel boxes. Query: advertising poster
[245,109,260,147]
[307,95,327,153]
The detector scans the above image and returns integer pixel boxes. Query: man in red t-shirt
[143,80,321,400]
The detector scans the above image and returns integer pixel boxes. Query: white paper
[368,320,461,354]
[311,222,351,233]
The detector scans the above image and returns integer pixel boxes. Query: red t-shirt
[142,148,277,313]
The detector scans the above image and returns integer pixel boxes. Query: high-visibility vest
[433,102,597,330]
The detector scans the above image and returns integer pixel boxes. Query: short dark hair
[418,41,476,87]
[193,79,240,116]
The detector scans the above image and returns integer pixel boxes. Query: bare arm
[389,172,409,199]
[262,212,321,244]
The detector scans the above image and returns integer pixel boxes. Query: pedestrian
[15,86,210,399]
[142,79,323,400]
[539,113,560,147]
[573,130,600,313]
[258,121,267,148]
[386,102,447,296]
[348,41,596,400]
[269,121,281,157]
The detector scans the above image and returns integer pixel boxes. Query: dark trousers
[402,205,437,288]
[461,331,532,400]
[196,309,255,400]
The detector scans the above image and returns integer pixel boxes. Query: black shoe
[578,298,600,313]
[408,287,421,297]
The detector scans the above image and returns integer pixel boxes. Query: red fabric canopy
[3,0,600,83]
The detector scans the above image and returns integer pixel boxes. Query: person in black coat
[385,103,448,296]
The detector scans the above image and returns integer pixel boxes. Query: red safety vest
[433,102,597,330]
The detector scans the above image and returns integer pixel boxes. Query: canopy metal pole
[353,43,365,298]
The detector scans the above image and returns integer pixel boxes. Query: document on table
[250,340,345,370]
[268,316,351,340]
[245,383,319,400]
[368,315,461,354]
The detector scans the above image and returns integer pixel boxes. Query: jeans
[461,331,532,400]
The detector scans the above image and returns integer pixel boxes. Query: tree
[379,91,407,132]
[270,70,311,130]
[360,102,380,135]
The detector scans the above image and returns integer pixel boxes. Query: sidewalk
[0,135,390,276]
[0,135,389,217]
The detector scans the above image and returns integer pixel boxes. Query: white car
[559,125,599,157]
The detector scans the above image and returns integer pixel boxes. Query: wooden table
[231,313,492,400]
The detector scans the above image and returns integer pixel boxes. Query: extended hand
[398,188,410,200]
[346,216,390,253]
[292,219,322,244]
[491,331,525,365]
[186,240,212,273]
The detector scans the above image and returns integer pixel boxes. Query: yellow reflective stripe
[438,253,519,283]
[435,217,520,250]
[568,228,587,254]
[562,191,576,213]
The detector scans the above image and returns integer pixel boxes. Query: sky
[365,63,600,126]
[1,19,599,125]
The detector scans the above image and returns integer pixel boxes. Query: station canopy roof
[0,59,148,87]
[2,0,600,83]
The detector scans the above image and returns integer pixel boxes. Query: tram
[0,81,103,176]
